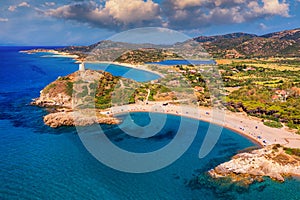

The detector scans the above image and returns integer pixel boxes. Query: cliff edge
[31,70,121,128]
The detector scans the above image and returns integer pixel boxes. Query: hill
[28,28,300,61]
[57,39,209,64]
[194,28,300,58]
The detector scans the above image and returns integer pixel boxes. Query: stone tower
[79,62,85,71]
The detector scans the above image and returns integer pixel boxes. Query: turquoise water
[0,47,299,199]
[85,63,161,82]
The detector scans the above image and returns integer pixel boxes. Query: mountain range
[58,28,300,60]
[194,28,300,58]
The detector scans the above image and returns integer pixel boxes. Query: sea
[0,46,299,200]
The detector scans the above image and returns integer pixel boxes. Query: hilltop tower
[79,61,85,71]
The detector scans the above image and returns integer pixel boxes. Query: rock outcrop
[208,145,300,185]
[43,111,120,128]
[31,70,121,128]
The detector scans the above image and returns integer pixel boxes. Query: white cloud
[8,2,30,12]
[41,0,291,31]
[0,18,9,22]
[247,0,289,17]
[172,0,206,9]
[45,2,56,7]
[44,0,162,30]
[163,0,290,29]
[19,2,30,7]
[259,22,268,30]
[105,0,160,24]
[261,0,289,17]
[8,5,17,12]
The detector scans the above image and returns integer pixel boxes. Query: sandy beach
[106,102,300,148]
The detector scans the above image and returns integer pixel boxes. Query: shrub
[66,82,73,97]
[43,83,56,94]
[284,147,300,157]
[263,120,283,128]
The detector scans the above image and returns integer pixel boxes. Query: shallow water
[85,62,161,82]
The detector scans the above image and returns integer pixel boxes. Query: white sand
[106,102,300,148]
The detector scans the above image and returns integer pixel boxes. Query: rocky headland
[31,69,121,128]
[208,145,300,185]
[43,111,120,128]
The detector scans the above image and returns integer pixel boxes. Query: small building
[273,89,288,102]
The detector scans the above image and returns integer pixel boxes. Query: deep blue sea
[0,47,299,200]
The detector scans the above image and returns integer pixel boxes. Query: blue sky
[0,0,299,46]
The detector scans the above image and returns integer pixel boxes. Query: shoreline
[107,102,300,148]
[22,48,300,148]
[83,61,165,79]
[20,49,79,59]
[21,48,165,79]
[114,109,263,148]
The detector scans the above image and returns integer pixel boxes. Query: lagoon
[85,63,161,82]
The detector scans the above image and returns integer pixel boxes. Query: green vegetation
[263,121,283,128]
[226,84,300,129]
[66,82,73,97]
[115,49,179,64]
[94,73,119,109]
[284,147,300,157]
[43,83,56,94]
[220,59,300,131]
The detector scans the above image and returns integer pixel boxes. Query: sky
[0,0,299,46]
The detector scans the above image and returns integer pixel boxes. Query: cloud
[19,2,30,7]
[8,6,17,12]
[41,0,291,31]
[259,22,268,30]
[171,0,206,9]
[45,2,56,7]
[8,2,30,12]
[44,0,162,30]
[248,0,289,17]
[105,0,160,24]
[0,18,9,22]
[163,0,290,30]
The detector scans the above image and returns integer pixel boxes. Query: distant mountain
[57,39,209,64]
[195,32,257,43]
[194,28,300,58]
[53,28,300,60]
[261,29,300,40]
